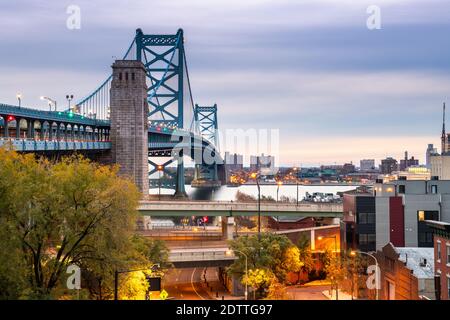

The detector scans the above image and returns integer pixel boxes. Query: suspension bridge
[0,28,224,197]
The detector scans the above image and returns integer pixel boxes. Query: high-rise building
[250,153,276,173]
[360,159,375,171]
[430,104,450,178]
[426,144,438,169]
[380,157,398,174]
[224,152,243,172]
[399,151,419,171]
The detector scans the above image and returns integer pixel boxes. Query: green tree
[242,268,275,298]
[296,234,314,282]
[228,233,298,290]
[266,281,289,300]
[0,149,145,299]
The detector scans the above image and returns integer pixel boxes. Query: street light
[40,96,57,111]
[16,93,22,108]
[226,249,248,300]
[66,94,74,111]
[350,250,379,300]
[114,264,160,300]
[157,165,164,200]
[276,180,283,202]
[293,167,300,206]
[317,235,338,254]
[318,235,338,300]
[250,172,261,241]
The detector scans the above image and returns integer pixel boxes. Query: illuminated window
[418,211,425,221]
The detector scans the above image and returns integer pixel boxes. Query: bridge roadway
[138,200,343,217]
[169,247,235,268]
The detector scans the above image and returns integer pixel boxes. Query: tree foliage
[228,233,298,286]
[0,149,167,299]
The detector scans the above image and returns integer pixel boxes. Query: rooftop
[394,247,434,279]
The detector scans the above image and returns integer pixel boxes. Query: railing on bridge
[0,138,111,152]
[169,248,235,263]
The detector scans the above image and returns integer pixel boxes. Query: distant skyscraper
[360,159,375,171]
[442,102,447,154]
[250,153,276,173]
[380,157,398,174]
[426,144,437,169]
[399,151,419,171]
[224,152,243,172]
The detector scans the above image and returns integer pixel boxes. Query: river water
[150,184,358,201]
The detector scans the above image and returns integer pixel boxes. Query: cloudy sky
[1,0,450,166]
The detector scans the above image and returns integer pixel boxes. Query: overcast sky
[1,0,450,166]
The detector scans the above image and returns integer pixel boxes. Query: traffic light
[203,216,208,223]
[146,276,161,292]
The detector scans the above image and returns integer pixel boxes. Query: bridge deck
[138,200,343,217]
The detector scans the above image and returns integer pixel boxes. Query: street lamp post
[276,180,282,202]
[16,93,22,108]
[40,96,57,111]
[66,94,74,111]
[157,165,164,200]
[226,249,248,300]
[318,235,338,300]
[114,264,160,300]
[351,250,379,300]
[250,172,261,241]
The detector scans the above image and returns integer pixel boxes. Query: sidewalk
[322,289,356,300]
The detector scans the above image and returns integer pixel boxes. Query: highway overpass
[169,247,235,268]
[138,200,343,217]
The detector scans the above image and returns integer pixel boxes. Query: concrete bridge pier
[221,216,235,240]
[110,60,149,197]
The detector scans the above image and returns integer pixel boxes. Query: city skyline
[0,1,449,165]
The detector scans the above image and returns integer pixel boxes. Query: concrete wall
[375,197,390,250]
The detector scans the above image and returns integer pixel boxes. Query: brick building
[268,216,315,230]
[426,220,450,300]
[374,243,435,300]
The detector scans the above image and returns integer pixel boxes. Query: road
[162,267,219,300]
[286,284,329,300]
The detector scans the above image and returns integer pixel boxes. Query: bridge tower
[110,60,149,196]
[192,104,222,188]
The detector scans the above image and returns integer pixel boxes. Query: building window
[131,73,135,81]
[119,73,122,80]
[431,185,438,194]
[448,277,450,298]
[358,212,367,224]
[358,213,375,225]
[447,245,450,265]
[125,72,129,81]
[398,185,406,194]
[418,211,425,221]
[437,241,441,262]
[359,234,368,245]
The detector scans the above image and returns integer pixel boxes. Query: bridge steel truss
[193,104,220,185]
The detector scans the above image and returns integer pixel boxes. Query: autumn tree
[0,149,155,299]
[228,233,301,297]
[296,234,314,282]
